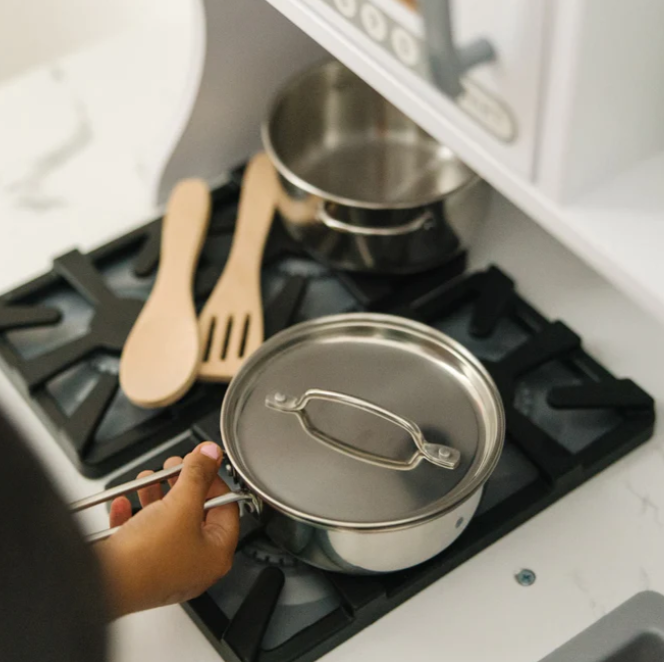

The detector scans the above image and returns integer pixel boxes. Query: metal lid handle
[265,389,460,471]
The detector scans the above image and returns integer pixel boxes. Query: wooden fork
[198,153,279,381]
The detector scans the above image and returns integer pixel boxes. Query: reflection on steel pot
[77,314,505,575]
[263,490,483,574]
[262,60,489,274]
[221,313,505,574]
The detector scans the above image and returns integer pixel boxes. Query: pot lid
[221,314,505,530]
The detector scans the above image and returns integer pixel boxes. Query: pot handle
[70,462,260,543]
[265,389,461,471]
[316,203,434,237]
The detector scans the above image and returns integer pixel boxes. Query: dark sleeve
[0,408,107,662]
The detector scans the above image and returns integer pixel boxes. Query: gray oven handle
[419,0,496,98]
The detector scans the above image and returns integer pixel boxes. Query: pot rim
[261,59,480,212]
[221,313,506,533]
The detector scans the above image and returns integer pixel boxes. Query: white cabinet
[308,0,549,178]
[538,0,664,202]
[452,0,548,176]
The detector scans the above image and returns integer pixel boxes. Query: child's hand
[96,442,239,618]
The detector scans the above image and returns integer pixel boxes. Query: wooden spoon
[120,179,211,408]
[198,153,278,381]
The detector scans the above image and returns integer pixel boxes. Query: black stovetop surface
[0,172,655,662]
[0,171,464,476]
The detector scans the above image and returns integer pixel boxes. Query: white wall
[0,0,173,83]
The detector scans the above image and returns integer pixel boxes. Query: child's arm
[95,442,239,618]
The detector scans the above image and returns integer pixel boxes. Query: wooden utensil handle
[155,179,211,295]
[225,153,278,273]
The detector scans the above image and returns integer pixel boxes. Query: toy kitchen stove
[0,169,655,662]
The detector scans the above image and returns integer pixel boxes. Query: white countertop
[1,21,664,662]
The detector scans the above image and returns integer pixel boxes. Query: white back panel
[157,0,326,203]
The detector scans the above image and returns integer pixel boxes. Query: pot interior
[263,60,475,208]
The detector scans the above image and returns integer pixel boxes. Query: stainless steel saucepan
[73,314,504,574]
[262,60,489,274]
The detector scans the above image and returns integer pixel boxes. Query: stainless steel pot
[262,60,489,274]
[75,314,504,574]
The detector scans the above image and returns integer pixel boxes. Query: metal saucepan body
[262,60,489,274]
[260,488,483,573]
[220,313,505,574]
[75,314,504,575]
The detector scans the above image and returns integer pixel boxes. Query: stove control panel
[320,0,516,142]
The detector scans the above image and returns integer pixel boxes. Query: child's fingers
[136,470,163,508]
[203,485,240,549]
[168,443,223,520]
[163,455,182,489]
[202,475,239,575]
[109,496,132,528]
[205,473,230,503]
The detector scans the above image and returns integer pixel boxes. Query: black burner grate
[106,265,655,662]
[190,266,653,662]
[0,173,465,477]
[0,222,228,475]
[3,164,652,661]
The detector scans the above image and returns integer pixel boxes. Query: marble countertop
[1,14,664,662]
[0,14,193,294]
